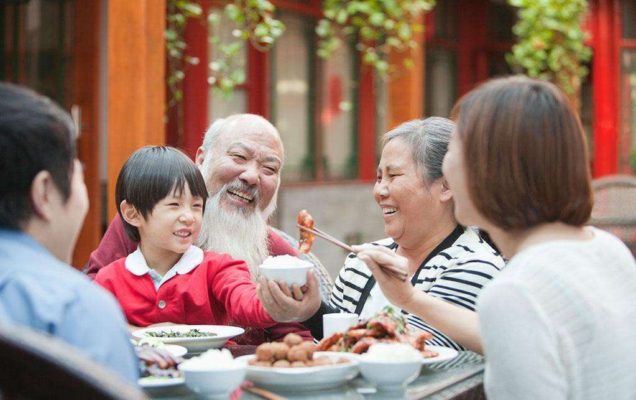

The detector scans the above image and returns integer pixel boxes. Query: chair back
[590,175,636,256]
[0,323,146,400]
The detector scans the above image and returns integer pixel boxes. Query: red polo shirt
[94,246,276,328]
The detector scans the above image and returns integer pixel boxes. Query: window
[271,11,356,182]
[619,0,636,172]
[320,42,355,179]
[271,12,313,181]
[620,50,636,172]
[208,8,247,121]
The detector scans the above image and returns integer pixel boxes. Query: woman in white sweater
[356,76,636,399]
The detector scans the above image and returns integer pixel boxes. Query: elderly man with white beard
[85,114,322,344]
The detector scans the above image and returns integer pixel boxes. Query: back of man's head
[0,83,76,230]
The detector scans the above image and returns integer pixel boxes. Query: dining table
[146,347,485,400]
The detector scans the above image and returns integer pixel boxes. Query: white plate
[237,351,359,392]
[132,325,244,354]
[138,376,185,389]
[421,345,459,364]
[164,344,188,358]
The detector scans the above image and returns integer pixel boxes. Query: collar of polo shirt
[125,245,204,276]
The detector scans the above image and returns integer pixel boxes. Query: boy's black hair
[116,146,209,242]
[0,82,76,230]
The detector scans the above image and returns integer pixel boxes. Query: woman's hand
[352,245,417,310]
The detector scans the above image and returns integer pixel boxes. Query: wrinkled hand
[257,270,322,323]
[352,244,416,309]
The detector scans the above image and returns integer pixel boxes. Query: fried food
[248,333,348,368]
[297,209,315,254]
[316,306,438,358]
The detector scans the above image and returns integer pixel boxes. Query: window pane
[622,1,636,39]
[425,48,457,118]
[431,0,458,40]
[272,13,312,181]
[208,8,247,122]
[321,44,355,179]
[375,72,389,162]
[487,2,516,42]
[620,50,636,173]
[209,90,246,122]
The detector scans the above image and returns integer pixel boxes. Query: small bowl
[178,361,246,399]
[259,256,313,286]
[358,358,422,391]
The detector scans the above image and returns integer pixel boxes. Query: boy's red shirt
[95,249,276,329]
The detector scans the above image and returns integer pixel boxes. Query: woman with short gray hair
[329,117,505,353]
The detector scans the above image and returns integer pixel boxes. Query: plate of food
[236,333,359,392]
[132,325,244,354]
[137,343,186,390]
[420,345,458,365]
[316,307,458,364]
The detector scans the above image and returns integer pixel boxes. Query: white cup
[323,313,359,338]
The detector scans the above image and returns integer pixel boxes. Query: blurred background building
[1,0,634,274]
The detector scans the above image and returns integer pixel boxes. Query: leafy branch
[316,0,436,75]
[208,0,285,94]
[166,0,203,108]
[506,0,592,101]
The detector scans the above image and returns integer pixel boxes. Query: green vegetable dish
[145,328,218,338]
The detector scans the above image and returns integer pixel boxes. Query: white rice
[362,343,422,362]
[179,349,236,370]
[259,255,312,269]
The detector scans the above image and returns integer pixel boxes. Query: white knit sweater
[478,228,636,400]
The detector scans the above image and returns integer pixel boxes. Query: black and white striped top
[329,225,505,351]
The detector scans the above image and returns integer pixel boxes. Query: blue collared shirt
[0,229,139,384]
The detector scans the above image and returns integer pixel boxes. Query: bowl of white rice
[178,349,246,398]
[359,343,423,390]
[258,255,313,286]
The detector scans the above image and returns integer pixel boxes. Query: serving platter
[132,325,244,354]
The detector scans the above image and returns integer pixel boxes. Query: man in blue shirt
[0,83,138,384]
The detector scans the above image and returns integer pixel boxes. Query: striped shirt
[329,225,505,350]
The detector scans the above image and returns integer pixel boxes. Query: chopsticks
[242,384,287,400]
[297,224,355,253]
[296,224,408,282]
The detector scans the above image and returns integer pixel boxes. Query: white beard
[197,187,270,279]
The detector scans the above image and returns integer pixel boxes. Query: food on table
[361,343,422,361]
[248,333,350,368]
[297,209,315,254]
[144,328,217,338]
[316,307,439,358]
[260,255,312,269]
[137,343,183,378]
[179,348,237,369]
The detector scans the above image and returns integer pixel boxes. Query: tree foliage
[506,0,592,99]
[316,0,435,75]
[166,0,203,107]
[208,0,285,94]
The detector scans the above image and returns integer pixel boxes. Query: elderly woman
[259,117,504,353]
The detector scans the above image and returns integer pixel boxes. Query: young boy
[95,146,278,330]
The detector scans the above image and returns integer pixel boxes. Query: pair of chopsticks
[296,224,408,282]
[242,384,287,400]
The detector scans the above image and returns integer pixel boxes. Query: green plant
[316,0,435,75]
[506,0,592,100]
[208,0,285,94]
[166,0,203,108]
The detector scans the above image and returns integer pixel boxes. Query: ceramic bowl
[259,256,313,286]
[358,358,422,391]
[178,360,246,399]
